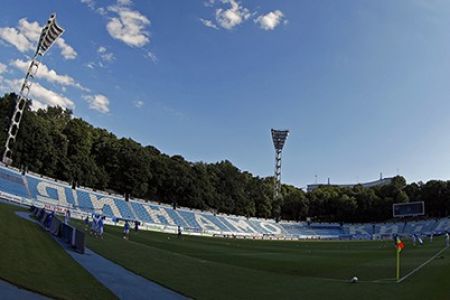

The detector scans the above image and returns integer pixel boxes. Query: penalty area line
[398,246,448,283]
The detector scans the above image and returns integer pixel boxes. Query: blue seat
[114,198,134,219]
[0,167,29,198]
[166,209,188,227]
[130,202,152,223]
[177,210,201,229]
[76,190,95,212]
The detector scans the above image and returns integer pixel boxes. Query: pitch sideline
[397,246,449,283]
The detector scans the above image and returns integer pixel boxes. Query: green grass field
[1,200,449,300]
[0,203,116,299]
[81,223,450,300]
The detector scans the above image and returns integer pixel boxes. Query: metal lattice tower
[2,14,64,165]
[271,129,289,218]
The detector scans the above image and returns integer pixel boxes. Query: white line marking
[300,276,396,284]
[398,246,448,283]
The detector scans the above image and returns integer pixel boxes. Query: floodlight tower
[2,14,64,165]
[271,129,289,220]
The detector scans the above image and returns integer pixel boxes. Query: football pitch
[83,223,450,300]
[1,202,449,299]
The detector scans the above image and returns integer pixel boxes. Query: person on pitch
[123,221,130,240]
[177,225,182,239]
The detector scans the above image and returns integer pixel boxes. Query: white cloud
[55,38,77,60]
[0,27,33,52]
[200,18,219,30]
[81,0,150,49]
[215,0,251,30]
[107,3,150,47]
[204,0,216,7]
[145,51,158,63]
[97,7,107,15]
[5,78,75,110]
[83,94,110,113]
[85,62,96,69]
[97,46,115,62]
[255,10,286,31]
[30,82,75,110]
[0,18,77,59]
[0,63,7,74]
[202,2,286,31]
[10,59,89,92]
[134,100,144,108]
[0,76,6,93]
[30,99,47,111]
[81,0,95,10]
[117,0,132,6]
[1,68,109,113]
[102,52,115,61]
[17,18,41,42]
[80,0,108,15]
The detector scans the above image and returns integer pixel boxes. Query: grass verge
[0,203,116,300]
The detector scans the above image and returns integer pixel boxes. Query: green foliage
[1,93,449,222]
[0,93,18,155]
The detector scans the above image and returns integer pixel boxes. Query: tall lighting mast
[271,129,289,221]
[2,14,64,165]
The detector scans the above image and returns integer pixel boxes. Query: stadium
[1,165,450,240]
[1,2,450,300]
[1,162,450,299]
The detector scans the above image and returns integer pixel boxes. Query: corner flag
[396,237,405,252]
[396,237,405,281]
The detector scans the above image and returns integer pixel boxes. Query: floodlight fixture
[2,14,64,165]
[271,129,289,151]
[271,129,289,221]
[36,14,64,56]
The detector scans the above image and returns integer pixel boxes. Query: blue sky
[1,0,450,188]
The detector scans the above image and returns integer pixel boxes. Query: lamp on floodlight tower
[2,14,64,165]
[271,129,289,222]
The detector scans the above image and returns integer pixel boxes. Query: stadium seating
[129,202,153,223]
[0,167,30,198]
[165,208,188,227]
[0,165,449,239]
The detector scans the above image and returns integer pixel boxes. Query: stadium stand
[0,167,29,198]
[0,165,449,239]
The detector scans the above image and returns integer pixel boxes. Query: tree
[2,93,450,223]
[281,185,308,221]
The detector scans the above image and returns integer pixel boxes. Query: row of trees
[1,93,449,222]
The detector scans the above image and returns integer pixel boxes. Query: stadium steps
[22,175,32,199]
[166,209,188,227]
[144,204,177,226]
[114,199,135,220]
[129,202,152,223]
[126,201,138,220]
